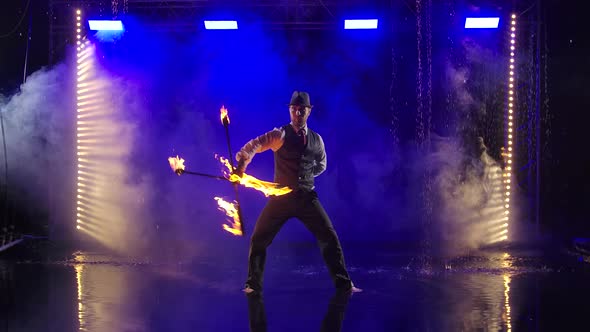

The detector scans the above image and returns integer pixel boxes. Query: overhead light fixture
[464,17,500,29]
[204,20,238,30]
[344,19,378,30]
[88,20,124,31]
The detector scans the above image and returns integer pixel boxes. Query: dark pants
[245,190,352,291]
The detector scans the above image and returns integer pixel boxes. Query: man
[235,91,360,294]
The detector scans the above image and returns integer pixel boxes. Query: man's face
[289,105,311,127]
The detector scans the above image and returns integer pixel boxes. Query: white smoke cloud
[0,64,75,235]
[426,49,508,255]
[446,64,475,110]
[0,58,157,256]
[428,135,505,254]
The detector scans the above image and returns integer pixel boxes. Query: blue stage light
[344,19,378,30]
[204,21,238,30]
[88,20,124,31]
[464,17,500,29]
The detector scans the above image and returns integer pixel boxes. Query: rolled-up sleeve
[313,134,327,177]
[235,128,284,167]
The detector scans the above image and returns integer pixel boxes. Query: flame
[214,197,242,236]
[168,155,185,174]
[220,105,229,124]
[216,156,292,197]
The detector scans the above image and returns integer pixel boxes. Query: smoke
[422,39,509,255]
[0,55,159,256]
[0,64,75,235]
[426,134,505,255]
[75,68,156,256]
[446,64,476,110]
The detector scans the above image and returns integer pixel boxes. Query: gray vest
[274,124,322,191]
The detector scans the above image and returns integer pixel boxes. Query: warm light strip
[76,219,105,232]
[77,112,107,119]
[77,176,101,184]
[77,52,92,64]
[487,222,509,232]
[77,61,92,72]
[76,100,103,107]
[489,229,509,239]
[489,234,509,244]
[76,203,104,215]
[77,146,103,150]
[77,66,93,77]
[76,92,101,101]
[76,139,105,144]
[76,225,110,239]
[77,210,110,223]
[76,133,101,138]
[77,180,97,187]
[502,13,517,243]
[76,105,104,113]
[77,86,103,95]
[76,8,84,232]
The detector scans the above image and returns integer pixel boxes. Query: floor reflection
[503,274,512,332]
[247,290,352,332]
[72,252,145,332]
[75,264,84,330]
[1,246,589,331]
[502,252,512,332]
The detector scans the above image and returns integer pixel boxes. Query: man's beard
[292,117,304,126]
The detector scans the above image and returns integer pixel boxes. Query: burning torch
[167,106,292,237]
[220,106,245,236]
[168,156,227,181]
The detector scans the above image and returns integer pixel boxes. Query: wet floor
[1,241,589,331]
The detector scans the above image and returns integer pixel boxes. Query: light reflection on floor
[1,245,589,331]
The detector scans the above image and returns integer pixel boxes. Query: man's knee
[317,230,340,248]
[322,226,339,240]
[250,233,271,251]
